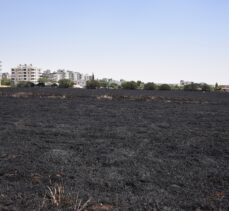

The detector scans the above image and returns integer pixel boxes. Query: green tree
[121,81,138,90]
[184,83,200,91]
[51,83,58,87]
[214,82,221,91]
[109,82,119,89]
[98,79,109,88]
[1,78,11,86]
[38,77,49,83]
[144,82,157,90]
[159,84,171,90]
[37,82,45,87]
[137,81,144,89]
[173,84,181,90]
[201,83,211,92]
[58,79,74,88]
[17,81,35,88]
[86,80,100,89]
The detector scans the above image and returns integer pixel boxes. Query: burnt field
[0,88,229,211]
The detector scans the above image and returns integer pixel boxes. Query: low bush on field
[159,84,171,90]
[144,82,157,90]
[1,78,11,86]
[121,81,138,90]
[184,83,200,91]
[17,81,35,88]
[86,80,100,89]
[58,79,74,88]
[201,83,212,92]
[36,82,45,87]
[184,83,212,92]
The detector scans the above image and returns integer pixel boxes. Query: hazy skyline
[1,0,229,84]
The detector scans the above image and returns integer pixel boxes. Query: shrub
[38,77,49,84]
[1,78,11,86]
[51,83,58,87]
[214,83,221,91]
[37,82,45,87]
[98,80,108,88]
[201,83,211,92]
[144,82,157,90]
[58,79,74,88]
[17,81,35,88]
[121,81,138,90]
[86,80,100,89]
[159,84,171,90]
[171,84,181,90]
[184,83,200,91]
[109,82,119,89]
[136,80,144,89]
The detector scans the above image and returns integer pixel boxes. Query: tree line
[0,78,223,92]
[86,79,217,91]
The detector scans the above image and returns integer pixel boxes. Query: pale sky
[0,0,229,84]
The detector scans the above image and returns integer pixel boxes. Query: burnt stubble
[0,88,229,210]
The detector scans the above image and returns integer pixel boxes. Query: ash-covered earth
[0,88,229,211]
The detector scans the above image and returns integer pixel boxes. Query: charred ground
[0,88,229,210]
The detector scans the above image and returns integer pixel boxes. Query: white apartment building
[65,70,74,81]
[0,61,2,80]
[220,85,229,92]
[83,74,93,81]
[11,64,41,84]
[1,72,10,79]
[40,69,93,87]
[73,72,82,82]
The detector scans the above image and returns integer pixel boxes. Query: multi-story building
[40,69,93,87]
[83,74,93,81]
[0,61,2,80]
[1,72,10,79]
[42,69,51,77]
[11,64,41,85]
[65,70,74,81]
[56,69,65,81]
[220,85,229,92]
[73,72,82,82]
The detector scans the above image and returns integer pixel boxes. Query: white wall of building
[11,64,41,84]
[40,69,93,87]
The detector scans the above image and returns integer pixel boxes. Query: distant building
[56,69,65,81]
[100,78,122,87]
[73,72,82,82]
[220,85,229,92]
[1,72,10,79]
[65,70,74,81]
[11,64,41,85]
[83,74,93,81]
[40,69,93,87]
[42,69,51,77]
[0,61,2,81]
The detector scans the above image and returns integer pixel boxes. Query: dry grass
[96,95,113,100]
[40,183,91,211]
[11,92,33,98]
